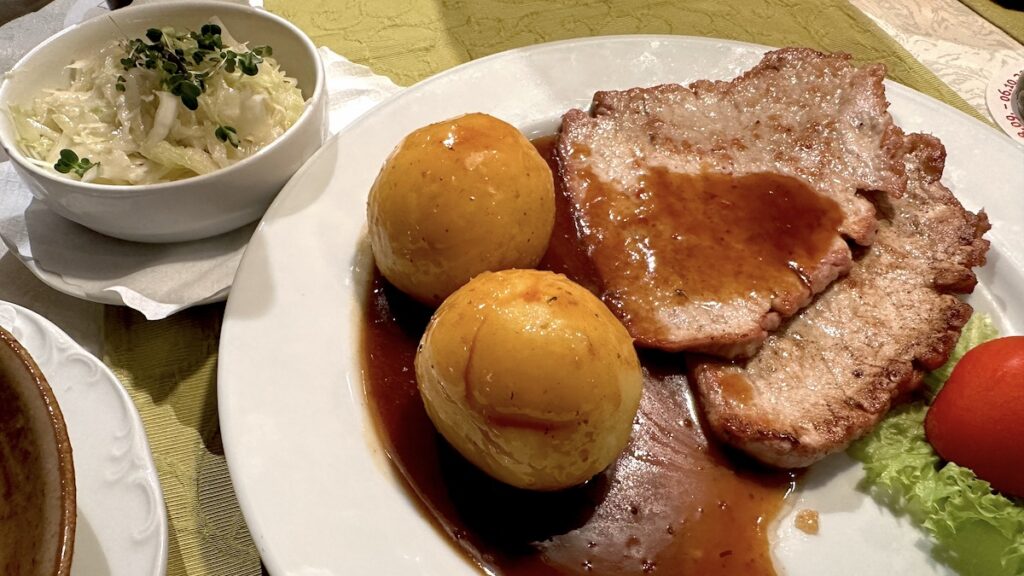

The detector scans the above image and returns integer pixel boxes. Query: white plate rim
[0,300,168,576]
[218,34,1024,576]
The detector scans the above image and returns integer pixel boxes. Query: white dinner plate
[0,300,167,576]
[218,36,1024,575]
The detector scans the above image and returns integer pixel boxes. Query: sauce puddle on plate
[360,137,797,575]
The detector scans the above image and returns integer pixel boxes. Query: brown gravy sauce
[574,153,844,307]
[361,136,797,575]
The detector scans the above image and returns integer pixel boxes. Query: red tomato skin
[925,336,1024,498]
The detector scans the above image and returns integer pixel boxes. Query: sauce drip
[360,136,797,576]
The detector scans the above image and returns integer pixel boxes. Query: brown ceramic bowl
[0,326,75,576]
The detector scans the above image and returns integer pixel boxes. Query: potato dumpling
[367,113,555,306]
[415,269,643,491]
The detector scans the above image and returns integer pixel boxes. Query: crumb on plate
[795,509,819,535]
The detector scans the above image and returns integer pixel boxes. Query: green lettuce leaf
[923,313,1000,398]
[848,314,1024,576]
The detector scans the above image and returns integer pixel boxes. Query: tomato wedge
[925,336,1024,498]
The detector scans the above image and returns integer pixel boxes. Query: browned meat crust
[557,48,907,357]
[692,133,990,468]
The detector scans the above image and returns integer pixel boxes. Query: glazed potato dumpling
[367,113,555,306]
[415,269,643,491]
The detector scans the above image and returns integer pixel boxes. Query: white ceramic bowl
[0,1,326,243]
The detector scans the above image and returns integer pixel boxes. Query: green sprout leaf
[58,148,77,164]
[53,149,99,177]
[181,93,199,111]
[193,23,223,51]
[236,51,263,76]
[215,125,240,148]
[118,22,274,139]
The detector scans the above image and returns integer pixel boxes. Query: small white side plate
[0,172,246,319]
[0,300,168,576]
[986,60,1024,145]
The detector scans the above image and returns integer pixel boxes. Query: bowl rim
[0,325,76,576]
[0,0,325,198]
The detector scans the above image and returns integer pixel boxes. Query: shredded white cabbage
[8,20,307,185]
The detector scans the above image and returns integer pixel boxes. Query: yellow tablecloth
[102,1,987,574]
[959,0,1024,45]
[268,0,982,118]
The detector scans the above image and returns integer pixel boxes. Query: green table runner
[959,0,1024,45]
[104,305,262,575]
[102,1,989,574]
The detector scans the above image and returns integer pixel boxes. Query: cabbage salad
[8,19,306,185]
[849,314,1024,576]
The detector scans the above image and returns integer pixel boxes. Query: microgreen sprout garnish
[119,23,273,111]
[54,149,99,177]
[215,125,240,148]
